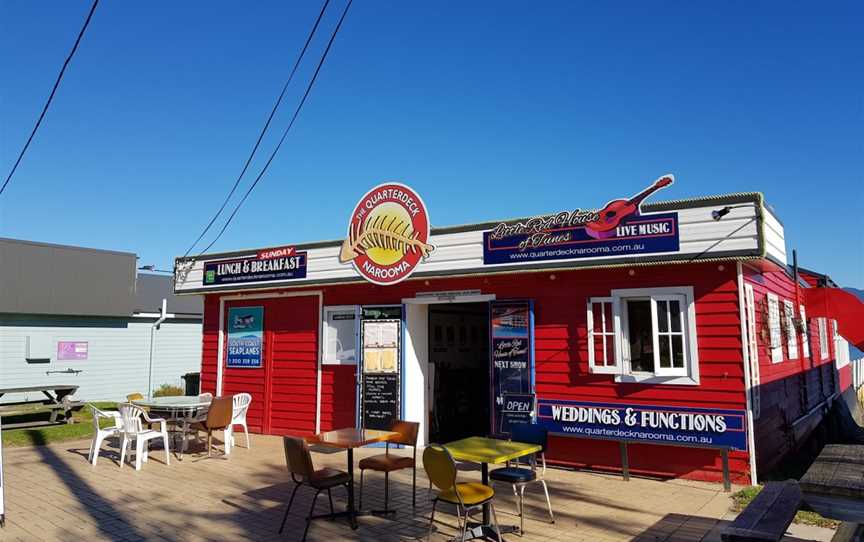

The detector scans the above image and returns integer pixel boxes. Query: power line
[182,0,332,258]
[0,0,99,197]
[193,0,353,258]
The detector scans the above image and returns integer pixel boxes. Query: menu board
[360,308,402,431]
[490,300,534,436]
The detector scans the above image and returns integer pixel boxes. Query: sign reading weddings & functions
[490,300,534,435]
[57,341,88,361]
[483,175,680,265]
[537,399,748,450]
[339,182,434,285]
[226,306,264,368]
[203,246,307,285]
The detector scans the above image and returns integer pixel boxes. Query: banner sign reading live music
[537,399,748,450]
[483,175,680,265]
[204,246,307,285]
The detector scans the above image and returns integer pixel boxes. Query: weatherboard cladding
[174,193,775,295]
[198,262,751,483]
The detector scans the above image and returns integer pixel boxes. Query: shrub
[153,384,184,397]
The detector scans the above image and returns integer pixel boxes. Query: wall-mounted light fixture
[711,207,732,221]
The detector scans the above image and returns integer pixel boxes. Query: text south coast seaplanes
[339,182,433,285]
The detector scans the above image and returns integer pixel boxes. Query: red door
[222,295,319,436]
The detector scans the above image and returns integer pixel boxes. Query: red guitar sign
[584,175,674,238]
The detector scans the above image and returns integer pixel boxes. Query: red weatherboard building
[175,182,862,486]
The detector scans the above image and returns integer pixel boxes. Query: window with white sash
[818,317,829,360]
[744,283,760,418]
[767,293,783,363]
[322,305,359,365]
[799,305,810,358]
[783,300,798,360]
[833,320,850,368]
[587,297,617,374]
[587,287,699,385]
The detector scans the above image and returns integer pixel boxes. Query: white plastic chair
[87,404,122,466]
[228,393,252,451]
[117,403,171,471]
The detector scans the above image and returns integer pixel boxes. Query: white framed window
[783,300,798,360]
[818,317,829,360]
[767,293,783,363]
[833,320,850,368]
[587,297,618,374]
[744,283,760,418]
[799,305,810,358]
[611,286,700,385]
[322,305,359,365]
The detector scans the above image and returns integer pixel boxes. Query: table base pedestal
[449,522,518,542]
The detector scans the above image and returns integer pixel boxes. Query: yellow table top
[444,436,541,464]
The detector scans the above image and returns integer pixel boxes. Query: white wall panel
[0,316,201,402]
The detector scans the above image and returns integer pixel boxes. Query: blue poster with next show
[227,306,264,368]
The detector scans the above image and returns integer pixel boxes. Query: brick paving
[1,433,754,541]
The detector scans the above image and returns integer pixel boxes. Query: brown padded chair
[189,395,233,457]
[279,435,350,541]
[358,420,420,512]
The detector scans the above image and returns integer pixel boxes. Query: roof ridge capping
[175,191,766,262]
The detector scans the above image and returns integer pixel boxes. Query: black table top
[800,444,864,501]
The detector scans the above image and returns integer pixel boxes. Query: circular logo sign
[339,182,433,285]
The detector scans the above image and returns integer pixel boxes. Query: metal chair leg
[489,502,503,542]
[426,499,438,542]
[328,488,334,515]
[384,471,390,511]
[302,490,320,541]
[279,482,302,534]
[519,484,527,535]
[359,469,364,510]
[540,479,555,523]
[412,465,417,507]
[460,507,470,542]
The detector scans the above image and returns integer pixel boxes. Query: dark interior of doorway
[428,302,490,444]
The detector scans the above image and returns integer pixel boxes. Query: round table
[132,396,211,459]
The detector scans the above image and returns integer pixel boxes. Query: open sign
[499,393,536,435]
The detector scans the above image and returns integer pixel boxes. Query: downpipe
[147,299,169,399]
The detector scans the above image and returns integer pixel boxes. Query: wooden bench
[722,480,801,542]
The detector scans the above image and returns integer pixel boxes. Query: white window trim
[610,286,700,386]
[744,283,760,418]
[322,305,360,365]
[833,320,850,368]
[799,305,810,358]
[587,297,618,374]
[783,300,798,360]
[818,317,829,360]
[767,293,783,363]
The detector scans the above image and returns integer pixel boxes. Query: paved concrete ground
[0,433,834,541]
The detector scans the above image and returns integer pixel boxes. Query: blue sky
[1,1,862,286]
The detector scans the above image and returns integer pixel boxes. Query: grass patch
[732,485,839,529]
[1,402,117,448]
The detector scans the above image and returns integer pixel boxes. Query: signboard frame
[490,299,535,437]
[226,306,265,369]
[359,305,404,432]
[536,398,748,451]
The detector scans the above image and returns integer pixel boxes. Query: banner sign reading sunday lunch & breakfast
[483,175,680,265]
[227,306,264,368]
[204,246,307,285]
[537,399,748,450]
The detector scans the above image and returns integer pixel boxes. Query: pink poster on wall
[57,341,88,360]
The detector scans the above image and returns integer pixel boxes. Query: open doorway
[428,302,490,443]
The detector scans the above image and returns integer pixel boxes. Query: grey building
[0,238,202,402]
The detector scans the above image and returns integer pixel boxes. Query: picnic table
[800,444,864,523]
[0,385,83,429]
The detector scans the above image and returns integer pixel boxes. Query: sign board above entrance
[175,190,776,295]
[483,175,679,265]
[203,246,306,285]
[339,182,433,285]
